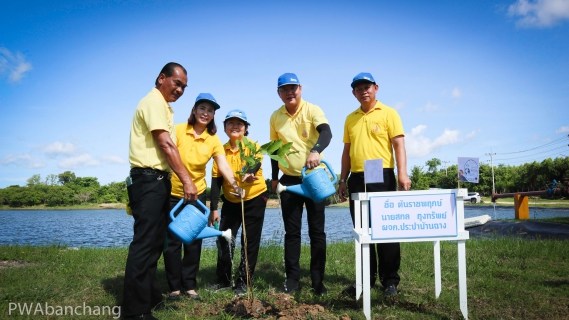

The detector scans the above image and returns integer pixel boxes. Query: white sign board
[364,159,383,183]
[369,192,458,240]
[458,157,479,183]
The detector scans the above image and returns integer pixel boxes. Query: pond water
[1,205,568,248]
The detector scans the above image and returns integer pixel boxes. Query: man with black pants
[123,62,197,320]
[270,73,332,296]
[338,72,411,297]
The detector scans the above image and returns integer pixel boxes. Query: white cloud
[42,141,77,157]
[392,101,406,110]
[101,155,127,164]
[58,154,100,169]
[406,125,461,158]
[0,154,45,168]
[508,0,569,28]
[419,102,439,112]
[0,47,33,83]
[466,130,480,138]
[555,125,569,133]
[452,87,462,98]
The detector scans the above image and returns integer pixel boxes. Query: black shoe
[235,285,247,296]
[278,279,299,294]
[312,283,328,296]
[124,314,158,320]
[206,282,231,292]
[166,292,181,301]
[383,285,398,296]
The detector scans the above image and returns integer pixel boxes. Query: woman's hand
[242,173,258,183]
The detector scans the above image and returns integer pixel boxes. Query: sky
[1,0,568,188]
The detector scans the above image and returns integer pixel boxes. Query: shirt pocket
[297,122,312,141]
[370,121,388,138]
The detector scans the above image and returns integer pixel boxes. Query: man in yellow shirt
[123,62,197,320]
[270,73,333,295]
[338,72,411,297]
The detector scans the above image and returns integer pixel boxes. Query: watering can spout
[277,183,308,198]
[194,227,232,242]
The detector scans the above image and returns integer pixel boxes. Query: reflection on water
[0,205,568,248]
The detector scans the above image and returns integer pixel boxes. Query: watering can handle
[301,160,338,185]
[169,198,210,221]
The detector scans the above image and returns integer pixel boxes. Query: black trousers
[163,193,206,291]
[215,192,267,287]
[122,173,171,317]
[279,174,326,287]
[348,170,401,288]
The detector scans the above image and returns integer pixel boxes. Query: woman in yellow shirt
[165,93,243,301]
[207,109,268,296]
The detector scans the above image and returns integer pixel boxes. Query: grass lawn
[2,234,569,319]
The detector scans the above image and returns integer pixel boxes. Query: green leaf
[277,142,293,156]
[265,140,282,155]
[269,154,289,168]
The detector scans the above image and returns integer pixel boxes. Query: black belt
[350,168,394,178]
[130,167,171,178]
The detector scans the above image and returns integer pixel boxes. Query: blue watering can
[168,199,231,244]
[276,160,338,203]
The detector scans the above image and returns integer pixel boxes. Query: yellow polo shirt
[129,88,176,171]
[212,141,267,203]
[343,100,404,172]
[269,99,328,176]
[170,123,225,198]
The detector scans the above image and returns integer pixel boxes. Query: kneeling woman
[165,94,243,301]
[208,109,268,295]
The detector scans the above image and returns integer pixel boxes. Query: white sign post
[351,189,469,319]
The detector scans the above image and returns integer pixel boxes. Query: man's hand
[337,182,348,202]
[272,180,278,193]
[182,180,198,202]
[208,210,219,227]
[305,152,321,169]
[398,173,412,191]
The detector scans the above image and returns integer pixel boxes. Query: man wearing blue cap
[337,72,411,297]
[123,62,197,319]
[270,73,333,295]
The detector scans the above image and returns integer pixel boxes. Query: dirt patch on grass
[224,293,340,319]
[0,260,33,269]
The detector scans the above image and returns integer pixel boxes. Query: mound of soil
[225,293,344,319]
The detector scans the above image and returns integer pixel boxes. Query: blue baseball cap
[277,73,300,87]
[351,72,376,88]
[194,93,220,110]
[225,109,250,125]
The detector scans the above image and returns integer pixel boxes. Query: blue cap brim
[195,99,220,110]
[351,79,375,89]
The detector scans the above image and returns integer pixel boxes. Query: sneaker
[383,285,398,296]
[206,282,231,292]
[235,285,247,296]
[278,279,299,294]
[312,283,328,296]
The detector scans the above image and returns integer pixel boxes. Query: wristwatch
[339,179,346,184]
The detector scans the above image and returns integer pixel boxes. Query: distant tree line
[5,157,565,207]
[0,171,129,207]
[408,156,569,196]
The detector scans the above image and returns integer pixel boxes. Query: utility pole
[486,152,496,195]
[442,160,450,176]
